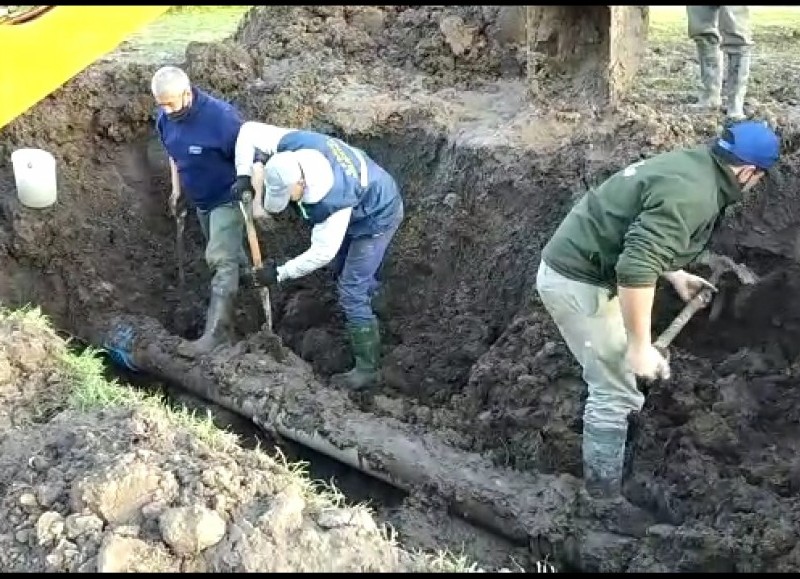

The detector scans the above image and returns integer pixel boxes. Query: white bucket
[11,148,58,209]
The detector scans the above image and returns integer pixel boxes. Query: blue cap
[716,120,780,170]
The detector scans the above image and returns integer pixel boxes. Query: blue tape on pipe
[103,324,139,372]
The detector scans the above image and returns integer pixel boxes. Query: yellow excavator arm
[0,6,170,130]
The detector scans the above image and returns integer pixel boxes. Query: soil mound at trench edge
[0,308,466,573]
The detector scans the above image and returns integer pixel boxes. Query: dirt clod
[70,460,177,525]
[159,505,226,556]
[65,514,104,540]
[258,486,305,539]
[36,512,65,546]
[96,534,175,573]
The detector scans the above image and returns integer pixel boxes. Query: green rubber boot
[331,319,381,391]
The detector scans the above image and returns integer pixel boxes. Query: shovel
[174,208,187,288]
[239,191,273,333]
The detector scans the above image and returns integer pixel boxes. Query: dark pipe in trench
[66,333,539,568]
[99,347,407,511]
[91,314,591,559]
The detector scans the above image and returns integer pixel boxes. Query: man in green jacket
[537,120,780,500]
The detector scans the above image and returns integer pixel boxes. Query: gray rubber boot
[725,51,751,121]
[580,422,656,537]
[177,291,235,357]
[583,423,627,498]
[689,42,723,112]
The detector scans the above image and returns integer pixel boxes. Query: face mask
[166,93,192,121]
[167,108,189,121]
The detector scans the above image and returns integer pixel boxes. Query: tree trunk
[526,6,649,107]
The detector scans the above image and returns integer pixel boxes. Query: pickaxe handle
[175,209,187,287]
[652,267,724,354]
[652,286,715,353]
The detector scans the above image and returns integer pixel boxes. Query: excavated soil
[0,311,441,573]
[5,4,800,572]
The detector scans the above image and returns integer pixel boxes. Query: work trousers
[687,6,753,53]
[330,214,403,326]
[536,260,644,431]
[196,202,248,298]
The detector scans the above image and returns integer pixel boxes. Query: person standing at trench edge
[151,66,251,357]
[537,120,780,503]
[687,6,753,120]
[231,121,404,391]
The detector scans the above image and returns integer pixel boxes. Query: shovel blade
[259,286,273,332]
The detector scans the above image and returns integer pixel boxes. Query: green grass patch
[649,6,800,45]
[61,343,239,452]
[65,355,236,450]
[111,5,252,64]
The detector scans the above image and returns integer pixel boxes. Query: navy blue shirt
[156,88,243,211]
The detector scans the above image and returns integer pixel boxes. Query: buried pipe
[103,319,406,490]
[95,314,591,554]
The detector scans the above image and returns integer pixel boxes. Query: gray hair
[151,66,191,97]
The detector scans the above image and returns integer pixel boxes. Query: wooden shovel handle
[239,199,262,268]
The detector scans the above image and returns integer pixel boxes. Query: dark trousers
[331,217,402,326]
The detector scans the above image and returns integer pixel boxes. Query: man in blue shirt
[233,121,404,391]
[151,66,252,356]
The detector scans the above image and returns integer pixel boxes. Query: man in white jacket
[234,121,404,390]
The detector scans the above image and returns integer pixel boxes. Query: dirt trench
[4,5,800,572]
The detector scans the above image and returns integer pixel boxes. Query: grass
[62,342,240,452]
[649,6,800,45]
[635,6,800,102]
[108,5,252,65]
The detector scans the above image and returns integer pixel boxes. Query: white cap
[263,151,303,213]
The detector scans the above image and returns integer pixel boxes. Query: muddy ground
[4,5,800,572]
[0,309,453,573]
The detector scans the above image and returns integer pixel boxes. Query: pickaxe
[638,256,759,392]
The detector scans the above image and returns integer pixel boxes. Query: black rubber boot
[177,291,235,357]
[331,319,380,391]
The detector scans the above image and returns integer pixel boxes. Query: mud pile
[0,310,448,573]
[3,4,800,572]
[234,6,526,89]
